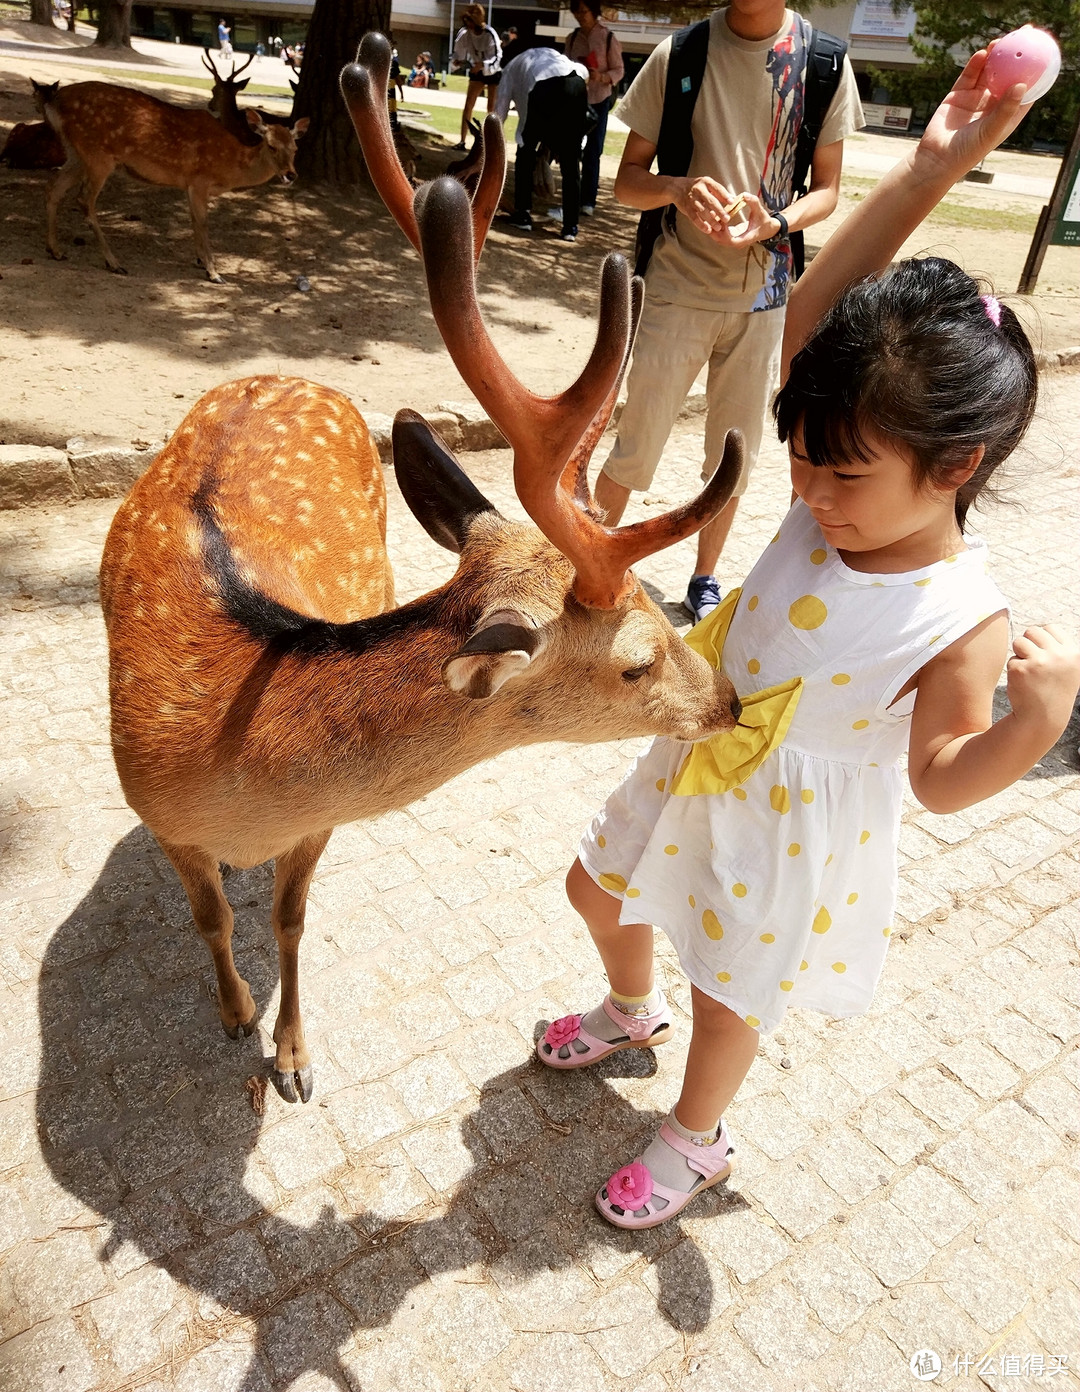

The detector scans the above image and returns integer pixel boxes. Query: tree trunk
[293,0,391,183]
[29,0,54,26]
[93,0,132,48]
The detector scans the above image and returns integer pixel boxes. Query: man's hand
[671,175,735,235]
[709,192,779,247]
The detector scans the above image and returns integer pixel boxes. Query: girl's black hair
[773,257,1037,528]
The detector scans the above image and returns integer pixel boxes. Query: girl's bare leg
[460,80,482,143]
[676,985,759,1129]
[565,857,655,997]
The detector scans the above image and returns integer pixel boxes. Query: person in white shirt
[451,4,502,149]
[494,46,590,243]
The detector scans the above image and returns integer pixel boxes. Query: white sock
[640,1109,722,1201]
[581,987,663,1044]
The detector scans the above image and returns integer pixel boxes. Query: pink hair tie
[981,294,1002,328]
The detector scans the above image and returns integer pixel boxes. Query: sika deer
[43,81,308,282]
[100,32,742,1104]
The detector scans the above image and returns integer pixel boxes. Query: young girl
[537,50,1080,1229]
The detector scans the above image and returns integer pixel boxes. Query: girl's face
[789,429,974,570]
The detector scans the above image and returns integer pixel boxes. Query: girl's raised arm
[780,50,1028,380]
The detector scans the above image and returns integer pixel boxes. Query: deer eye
[622,664,651,683]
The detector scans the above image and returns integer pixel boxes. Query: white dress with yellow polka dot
[580,500,1008,1032]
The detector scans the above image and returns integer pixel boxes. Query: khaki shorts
[602,298,785,497]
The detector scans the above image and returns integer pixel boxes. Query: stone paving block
[972,1098,1061,1170]
[779,1059,859,1121]
[1026,1165,1080,1243]
[4,1228,111,1328]
[1016,990,1080,1044]
[390,1052,472,1120]
[732,1281,833,1368]
[260,1287,356,1386]
[88,1264,182,1375]
[807,1125,896,1204]
[644,1237,735,1329]
[863,1008,941,1071]
[940,1245,1028,1333]
[257,1113,347,1190]
[452,1019,533,1089]
[1025,1284,1080,1356]
[904,984,985,1045]
[889,1163,977,1247]
[493,938,568,991]
[0,1316,98,1392]
[728,1092,813,1160]
[394,989,461,1044]
[977,1204,1076,1293]
[428,915,497,968]
[260,1186,362,1281]
[940,1037,1022,1100]
[985,1018,1057,1069]
[401,1120,476,1193]
[747,1163,844,1241]
[855,1093,935,1165]
[845,1200,937,1287]
[879,1282,983,1373]
[182,1226,278,1309]
[444,964,517,1019]
[506,1332,610,1392]
[0,444,76,509]
[584,1283,681,1378]
[331,1082,415,1152]
[471,1083,544,1162]
[930,1130,1013,1208]
[681,1331,786,1392]
[827,1035,901,1096]
[336,1142,431,1232]
[1021,1072,1080,1132]
[786,1240,883,1335]
[687,1204,791,1285]
[473,1159,555,1244]
[897,1066,982,1131]
[408,1208,486,1277]
[420,1282,515,1381]
[344,1329,447,1392]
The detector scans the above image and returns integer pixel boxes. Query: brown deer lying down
[99,33,743,1104]
[42,81,308,282]
[0,79,65,169]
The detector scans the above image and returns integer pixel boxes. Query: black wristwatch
[766,210,789,245]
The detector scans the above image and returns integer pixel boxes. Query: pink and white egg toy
[983,25,1061,105]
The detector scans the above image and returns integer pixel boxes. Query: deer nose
[280,171,296,185]
[731,694,742,722]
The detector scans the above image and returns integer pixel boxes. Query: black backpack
[633,21,848,280]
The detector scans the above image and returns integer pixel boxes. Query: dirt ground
[1,46,1077,452]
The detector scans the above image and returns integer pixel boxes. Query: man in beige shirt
[597,2,863,621]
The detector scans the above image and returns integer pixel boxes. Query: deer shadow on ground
[33,828,747,1390]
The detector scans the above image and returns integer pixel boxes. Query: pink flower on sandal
[544,1014,582,1049]
[607,1161,653,1209]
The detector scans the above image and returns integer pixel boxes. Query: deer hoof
[207,273,224,285]
[107,264,129,276]
[272,1064,313,1104]
[221,1009,257,1040]
[47,248,67,262]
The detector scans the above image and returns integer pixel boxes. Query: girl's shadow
[33,829,744,1389]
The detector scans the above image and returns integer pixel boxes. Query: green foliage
[893,2,1078,147]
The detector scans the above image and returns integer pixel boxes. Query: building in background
[127,0,921,127]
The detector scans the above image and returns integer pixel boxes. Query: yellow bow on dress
[671,588,803,796]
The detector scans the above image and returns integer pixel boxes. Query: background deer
[0,79,65,169]
[43,81,309,282]
[100,33,743,1105]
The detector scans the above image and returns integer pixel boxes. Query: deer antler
[231,51,255,81]
[339,35,502,265]
[339,32,742,609]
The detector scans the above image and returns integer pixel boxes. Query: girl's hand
[915,46,1028,183]
[1006,623,1080,740]
[673,175,734,236]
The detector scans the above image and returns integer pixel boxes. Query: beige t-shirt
[617,8,864,312]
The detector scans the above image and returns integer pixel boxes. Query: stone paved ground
[0,373,1078,1392]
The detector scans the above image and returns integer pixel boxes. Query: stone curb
[5,349,1077,508]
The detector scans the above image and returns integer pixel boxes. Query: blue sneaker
[684,574,721,624]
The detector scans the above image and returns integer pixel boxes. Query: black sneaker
[683,574,721,623]
[506,213,533,230]
[560,227,578,242]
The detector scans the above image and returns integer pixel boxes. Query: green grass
[842,176,1038,234]
[399,98,628,161]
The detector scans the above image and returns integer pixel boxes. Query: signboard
[1054,143,1080,246]
[862,103,913,131]
[851,1,917,40]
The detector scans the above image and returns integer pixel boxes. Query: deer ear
[292,116,310,137]
[245,107,266,131]
[443,611,544,699]
[236,77,251,91]
[393,409,498,553]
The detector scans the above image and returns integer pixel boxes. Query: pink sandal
[536,994,673,1070]
[595,1118,734,1228]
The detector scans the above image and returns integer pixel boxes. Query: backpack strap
[634,17,710,277]
[788,28,847,277]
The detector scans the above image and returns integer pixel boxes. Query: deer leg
[80,160,126,275]
[158,838,257,1037]
[270,829,331,1104]
[45,158,84,261]
[186,186,222,284]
